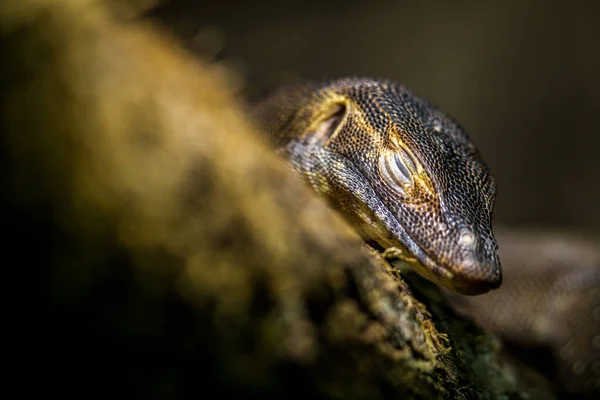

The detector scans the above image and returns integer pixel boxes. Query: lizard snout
[449,251,502,295]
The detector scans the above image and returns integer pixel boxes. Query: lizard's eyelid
[392,153,412,183]
[310,104,346,145]
[398,147,417,173]
[379,150,414,193]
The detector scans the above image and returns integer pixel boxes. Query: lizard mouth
[352,187,498,295]
[385,228,497,296]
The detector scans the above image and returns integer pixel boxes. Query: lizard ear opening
[311,103,347,145]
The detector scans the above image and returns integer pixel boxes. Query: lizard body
[254,77,501,295]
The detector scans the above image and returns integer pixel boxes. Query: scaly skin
[254,77,501,295]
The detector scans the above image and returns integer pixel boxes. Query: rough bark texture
[2,1,554,398]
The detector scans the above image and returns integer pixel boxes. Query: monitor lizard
[253,77,502,296]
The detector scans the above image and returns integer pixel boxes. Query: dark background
[148,0,600,233]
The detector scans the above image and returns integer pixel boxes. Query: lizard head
[254,77,502,295]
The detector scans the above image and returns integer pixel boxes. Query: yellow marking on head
[338,100,388,150]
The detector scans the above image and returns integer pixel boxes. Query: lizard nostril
[459,231,475,247]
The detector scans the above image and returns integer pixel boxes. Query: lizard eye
[310,103,346,145]
[379,148,416,192]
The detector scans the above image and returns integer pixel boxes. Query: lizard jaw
[353,192,498,296]
[383,237,498,296]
